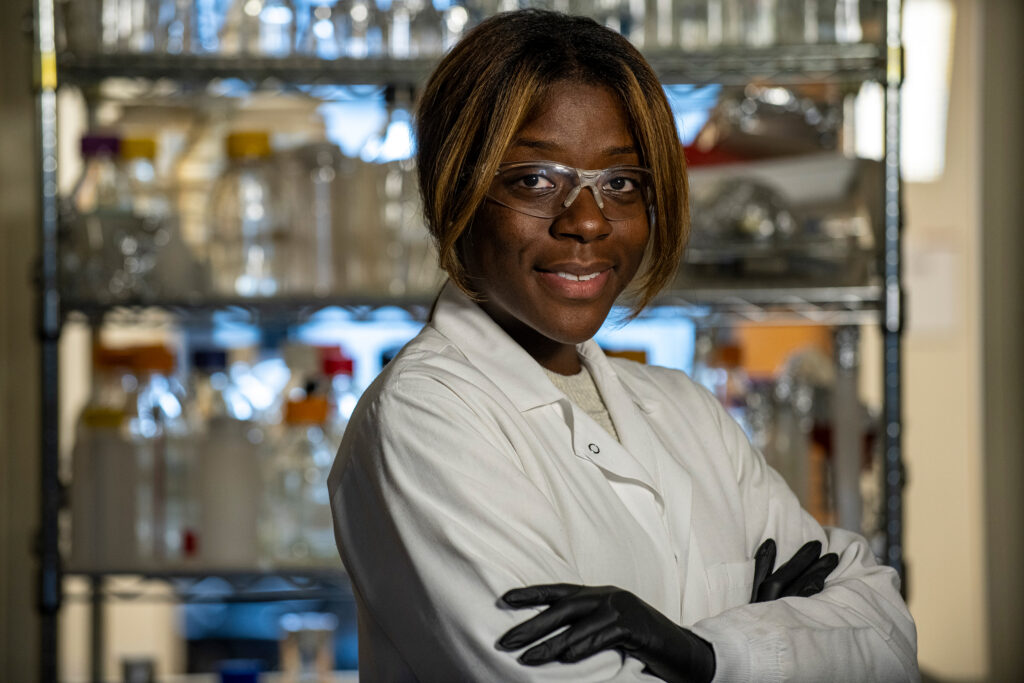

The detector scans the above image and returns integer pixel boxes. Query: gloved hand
[497,583,715,683]
[751,538,839,603]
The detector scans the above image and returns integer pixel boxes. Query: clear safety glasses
[486,161,654,222]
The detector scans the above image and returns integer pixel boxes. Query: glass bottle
[441,0,471,51]
[815,0,837,43]
[675,0,710,51]
[318,345,357,450]
[265,396,337,565]
[62,0,104,55]
[70,346,140,570]
[114,0,160,52]
[281,143,353,295]
[219,0,264,55]
[192,0,225,53]
[388,0,412,57]
[125,345,193,566]
[363,86,439,295]
[711,343,753,436]
[775,0,807,45]
[154,0,194,53]
[408,0,444,58]
[188,348,264,568]
[338,0,388,58]
[62,134,134,303]
[835,0,862,43]
[743,0,777,47]
[123,136,206,301]
[259,0,297,55]
[208,131,291,298]
[118,137,169,300]
[296,0,343,57]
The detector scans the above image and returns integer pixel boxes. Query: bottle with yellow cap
[70,345,140,571]
[120,135,204,300]
[208,131,292,298]
[121,137,166,217]
[263,394,336,565]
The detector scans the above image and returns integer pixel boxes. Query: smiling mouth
[553,271,604,282]
[535,266,614,300]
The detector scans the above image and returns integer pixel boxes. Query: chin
[540,311,608,345]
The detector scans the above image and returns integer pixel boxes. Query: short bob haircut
[416,9,688,315]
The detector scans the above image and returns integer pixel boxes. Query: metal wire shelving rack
[31,3,905,680]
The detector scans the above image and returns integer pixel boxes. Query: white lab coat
[328,282,919,682]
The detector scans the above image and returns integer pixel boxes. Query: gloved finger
[793,553,839,598]
[502,583,583,608]
[518,612,624,665]
[760,540,823,600]
[557,622,633,664]
[751,538,777,602]
[498,594,597,651]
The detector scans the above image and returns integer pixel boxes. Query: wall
[980,0,1024,679]
[0,0,42,678]
[901,0,989,678]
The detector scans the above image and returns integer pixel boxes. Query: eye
[514,173,556,190]
[602,172,643,195]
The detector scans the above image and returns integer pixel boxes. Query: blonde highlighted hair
[416,9,688,314]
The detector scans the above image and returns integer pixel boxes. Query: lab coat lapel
[583,345,700,621]
[430,282,564,411]
[574,341,663,501]
[431,283,682,528]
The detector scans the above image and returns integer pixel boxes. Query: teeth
[555,271,601,282]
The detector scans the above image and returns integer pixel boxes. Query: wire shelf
[63,568,353,604]
[57,42,884,88]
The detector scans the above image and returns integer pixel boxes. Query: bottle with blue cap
[189,347,265,568]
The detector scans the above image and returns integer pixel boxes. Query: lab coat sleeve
[329,370,656,682]
[685,387,919,683]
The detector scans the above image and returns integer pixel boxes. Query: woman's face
[465,81,650,373]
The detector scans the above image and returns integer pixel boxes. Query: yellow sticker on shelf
[40,51,57,90]
[886,45,904,85]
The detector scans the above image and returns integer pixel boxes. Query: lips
[535,262,614,299]
[553,271,602,282]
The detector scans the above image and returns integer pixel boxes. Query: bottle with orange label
[129,344,197,566]
[264,394,337,565]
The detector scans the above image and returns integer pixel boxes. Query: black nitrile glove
[497,583,715,683]
[751,538,840,603]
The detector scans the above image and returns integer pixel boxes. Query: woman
[329,10,918,682]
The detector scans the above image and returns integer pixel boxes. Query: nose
[551,186,611,243]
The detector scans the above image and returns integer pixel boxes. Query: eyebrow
[512,138,638,157]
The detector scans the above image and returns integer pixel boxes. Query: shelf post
[90,576,105,683]
[882,0,906,587]
[832,326,863,533]
[33,0,62,679]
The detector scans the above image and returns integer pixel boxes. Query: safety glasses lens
[488,164,651,220]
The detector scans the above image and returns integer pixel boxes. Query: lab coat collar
[430,282,664,494]
[430,281,655,416]
[430,281,565,412]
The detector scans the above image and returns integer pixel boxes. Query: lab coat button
[588,443,600,454]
